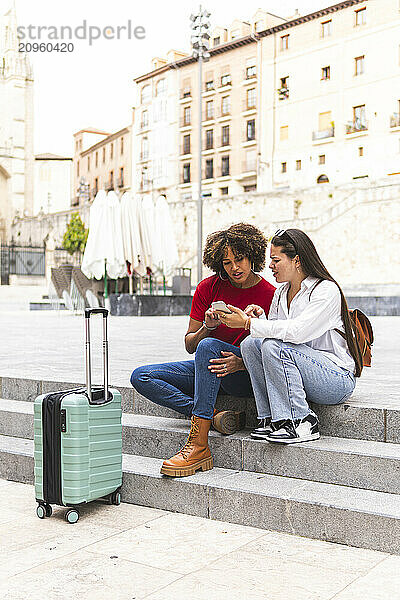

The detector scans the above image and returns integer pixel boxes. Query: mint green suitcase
[34,308,122,523]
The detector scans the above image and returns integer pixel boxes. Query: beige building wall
[73,126,132,205]
[34,155,72,215]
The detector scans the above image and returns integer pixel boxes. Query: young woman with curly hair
[131,222,275,477]
[218,228,359,445]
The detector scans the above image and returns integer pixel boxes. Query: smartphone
[211,301,232,314]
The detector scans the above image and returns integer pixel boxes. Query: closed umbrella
[153,195,179,276]
[82,190,126,308]
[120,191,144,293]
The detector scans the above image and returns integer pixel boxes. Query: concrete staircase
[1,375,400,554]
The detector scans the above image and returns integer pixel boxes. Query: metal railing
[312,126,335,140]
[390,113,400,128]
[180,116,192,127]
[346,120,368,134]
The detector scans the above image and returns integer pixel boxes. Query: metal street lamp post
[190,7,211,283]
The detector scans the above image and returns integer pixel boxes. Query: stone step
[1,374,400,444]
[1,433,400,555]
[2,398,400,494]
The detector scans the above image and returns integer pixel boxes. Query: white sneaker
[265,413,320,444]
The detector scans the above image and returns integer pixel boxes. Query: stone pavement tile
[144,575,270,600]
[241,530,387,575]
[194,548,361,600]
[87,512,265,574]
[330,555,400,600]
[0,548,182,600]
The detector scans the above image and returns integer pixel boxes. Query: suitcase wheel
[36,505,46,519]
[110,491,121,506]
[45,503,52,517]
[65,509,79,524]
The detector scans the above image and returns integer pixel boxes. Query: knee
[195,337,221,358]
[240,335,259,357]
[130,365,149,389]
[261,338,283,357]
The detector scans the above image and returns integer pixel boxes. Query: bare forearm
[185,325,212,354]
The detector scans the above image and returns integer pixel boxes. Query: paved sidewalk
[0,308,398,408]
[1,478,399,600]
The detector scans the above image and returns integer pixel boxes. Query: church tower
[0,0,34,242]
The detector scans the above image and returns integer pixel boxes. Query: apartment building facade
[133,0,400,204]
[72,125,132,206]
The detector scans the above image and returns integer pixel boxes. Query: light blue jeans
[240,337,356,421]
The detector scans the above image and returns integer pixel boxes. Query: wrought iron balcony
[312,126,335,140]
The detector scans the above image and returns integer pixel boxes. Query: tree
[62,213,88,256]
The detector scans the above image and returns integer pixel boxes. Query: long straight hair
[271,229,363,377]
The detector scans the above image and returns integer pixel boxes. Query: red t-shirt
[190,274,276,347]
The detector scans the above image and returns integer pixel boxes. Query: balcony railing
[346,120,368,134]
[277,86,289,100]
[181,145,191,155]
[220,168,230,177]
[242,100,256,111]
[219,107,231,118]
[203,110,215,121]
[312,126,335,141]
[180,116,192,127]
[218,137,230,147]
[181,175,191,184]
[204,170,214,180]
[204,139,214,150]
[390,113,400,128]
[242,160,257,173]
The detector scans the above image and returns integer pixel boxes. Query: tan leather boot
[160,415,213,477]
[212,409,246,435]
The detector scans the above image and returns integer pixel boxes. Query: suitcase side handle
[85,310,109,404]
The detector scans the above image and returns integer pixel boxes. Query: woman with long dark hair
[217,228,360,444]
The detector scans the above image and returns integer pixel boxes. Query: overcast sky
[11,0,334,156]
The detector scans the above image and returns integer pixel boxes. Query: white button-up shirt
[250,276,355,373]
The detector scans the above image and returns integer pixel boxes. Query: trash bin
[172,268,191,295]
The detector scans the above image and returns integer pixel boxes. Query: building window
[221,95,230,116]
[355,7,366,26]
[87,157,90,172]
[141,137,149,160]
[141,84,151,104]
[183,163,191,183]
[247,119,255,141]
[120,137,124,155]
[321,19,332,37]
[359,146,364,156]
[206,129,214,149]
[278,76,289,100]
[280,125,289,141]
[119,167,124,187]
[247,88,256,109]
[183,134,191,155]
[109,171,114,189]
[205,159,214,179]
[141,110,148,127]
[319,154,326,165]
[103,148,105,163]
[220,186,229,195]
[243,184,256,192]
[110,143,114,159]
[255,20,264,33]
[94,177,98,193]
[353,105,367,130]
[221,73,231,87]
[95,151,98,167]
[206,100,213,120]
[77,161,79,176]
[213,36,220,46]
[280,34,289,51]
[184,106,191,126]
[296,159,302,170]
[321,66,331,80]
[355,55,365,76]
[221,125,230,146]
[281,162,287,173]
[205,80,214,91]
[156,78,166,96]
[246,65,256,79]
[221,156,230,176]
[231,29,240,40]
[318,111,332,131]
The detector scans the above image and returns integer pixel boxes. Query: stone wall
[10,180,400,287]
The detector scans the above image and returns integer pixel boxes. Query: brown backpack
[336,309,374,368]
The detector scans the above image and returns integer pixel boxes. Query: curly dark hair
[203,223,267,275]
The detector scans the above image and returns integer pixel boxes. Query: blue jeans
[130,338,253,420]
[240,337,356,422]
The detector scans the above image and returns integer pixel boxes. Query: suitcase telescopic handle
[84,308,109,404]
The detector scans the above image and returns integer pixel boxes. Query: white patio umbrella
[120,192,145,293]
[82,190,126,308]
[153,195,179,277]
[138,196,156,272]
